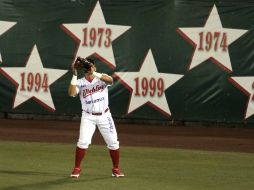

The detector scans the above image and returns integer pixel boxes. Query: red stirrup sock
[75,147,86,169]
[109,149,120,169]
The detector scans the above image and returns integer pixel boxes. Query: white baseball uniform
[75,76,119,150]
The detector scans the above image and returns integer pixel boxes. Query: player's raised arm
[93,72,113,85]
[68,67,78,97]
[89,65,113,85]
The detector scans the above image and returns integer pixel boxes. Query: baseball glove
[74,57,94,73]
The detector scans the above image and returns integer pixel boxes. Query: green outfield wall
[0,0,253,124]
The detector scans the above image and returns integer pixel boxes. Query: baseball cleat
[70,167,81,178]
[112,168,125,178]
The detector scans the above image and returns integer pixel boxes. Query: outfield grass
[0,141,254,190]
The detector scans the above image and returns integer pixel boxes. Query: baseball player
[68,57,124,178]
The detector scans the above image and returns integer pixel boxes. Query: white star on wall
[62,1,131,68]
[114,49,184,117]
[0,45,68,111]
[177,4,248,72]
[0,21,16,63]
[229,77,254,119]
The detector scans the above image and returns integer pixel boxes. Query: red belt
[85,108,109,116]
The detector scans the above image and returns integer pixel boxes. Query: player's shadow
[0,169,111,190]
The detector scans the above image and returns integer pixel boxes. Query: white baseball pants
[77,111,119,150]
